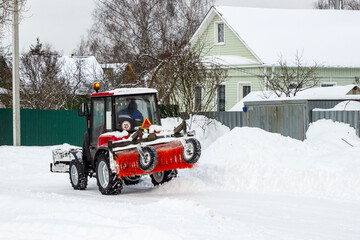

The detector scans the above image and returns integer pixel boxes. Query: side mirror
[78,102,89,117]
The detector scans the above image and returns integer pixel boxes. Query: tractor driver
[118,99,144,122]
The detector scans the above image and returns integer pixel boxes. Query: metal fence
[0,109,86,146]
[312,110,360,136]
[2,107,359,146]
[201,108,360,140]
[199,111,246,129]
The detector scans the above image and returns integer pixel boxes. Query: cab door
[90,97,105,158]
[89,97,113,160]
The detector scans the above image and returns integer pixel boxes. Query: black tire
[69,159,88,190]
[150,170,177,186]
[95,153,122,195]
[182,138,201,164]
[124,175,141,185]
[138,146,158,172]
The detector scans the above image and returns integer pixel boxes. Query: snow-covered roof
[194,6,360,67]
[61,56,104,84]
[314,100,360,111]
[230,85,360,111]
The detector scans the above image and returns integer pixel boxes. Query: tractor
[50,83,201,195]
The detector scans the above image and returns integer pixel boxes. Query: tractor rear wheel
[96,153,122,195]
[69,159,88,190]
[150,170,177,186]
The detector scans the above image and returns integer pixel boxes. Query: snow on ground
[1,117,360,239]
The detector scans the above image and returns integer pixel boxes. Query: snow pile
[229,85,360,111]
[161,115,230,150]
[186,119,360,200]
[314,100,360,111]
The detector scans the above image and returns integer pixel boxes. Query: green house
[190,6,360,111]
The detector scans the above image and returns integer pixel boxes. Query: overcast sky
[4,0,317,55]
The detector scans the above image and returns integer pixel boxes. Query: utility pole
[12,0,21,146]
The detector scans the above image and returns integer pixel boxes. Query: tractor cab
[79,87,161,167]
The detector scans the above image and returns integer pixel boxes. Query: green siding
[0,109,86,146]
[197,15,259,62]
[224,68,264,110]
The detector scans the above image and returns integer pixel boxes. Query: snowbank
[161,115,230,150]
[1,118,360,239]
[182,119,360,200]
[314,100,360,111]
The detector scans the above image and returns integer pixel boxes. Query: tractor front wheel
[96,153,122,195]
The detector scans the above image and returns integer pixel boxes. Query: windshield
[115,94,160,132]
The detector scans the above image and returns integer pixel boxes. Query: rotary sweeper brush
[50,83,201,195]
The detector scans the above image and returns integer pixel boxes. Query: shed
[242,85,360,140]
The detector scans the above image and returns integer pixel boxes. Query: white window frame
[320,82,337,87]
[214,21,225,45]
[237,82,252,102]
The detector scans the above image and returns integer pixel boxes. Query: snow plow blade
[50,147,82,173]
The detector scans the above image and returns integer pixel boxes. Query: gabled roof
[61,56,104,83]
[192,6,360,68]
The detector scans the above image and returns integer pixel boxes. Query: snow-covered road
[1,118,360,239]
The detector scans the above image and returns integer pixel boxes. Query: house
[190,6,360,111]
[100,63,137,87]
[61,56,105,95]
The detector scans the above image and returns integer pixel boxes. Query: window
[321,82,337,87]
[218,84,226,111]
[215,22,224,44]
[91,98,105,145]
[195,86,202,111]
[289,82,302,89]
[237,83,251,101]
[115,94,160,132]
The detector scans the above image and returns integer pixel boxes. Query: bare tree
[78,0,212,79]
[76,0,225,116]
[347,0,360,9]
[0,0,27,44]
[20,38,70,109]
[315,0,360,9]
[0,54,11,106]
[260,54,321,97]
[146,41,227,115]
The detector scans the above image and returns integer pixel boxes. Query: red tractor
[51,84,201,195]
